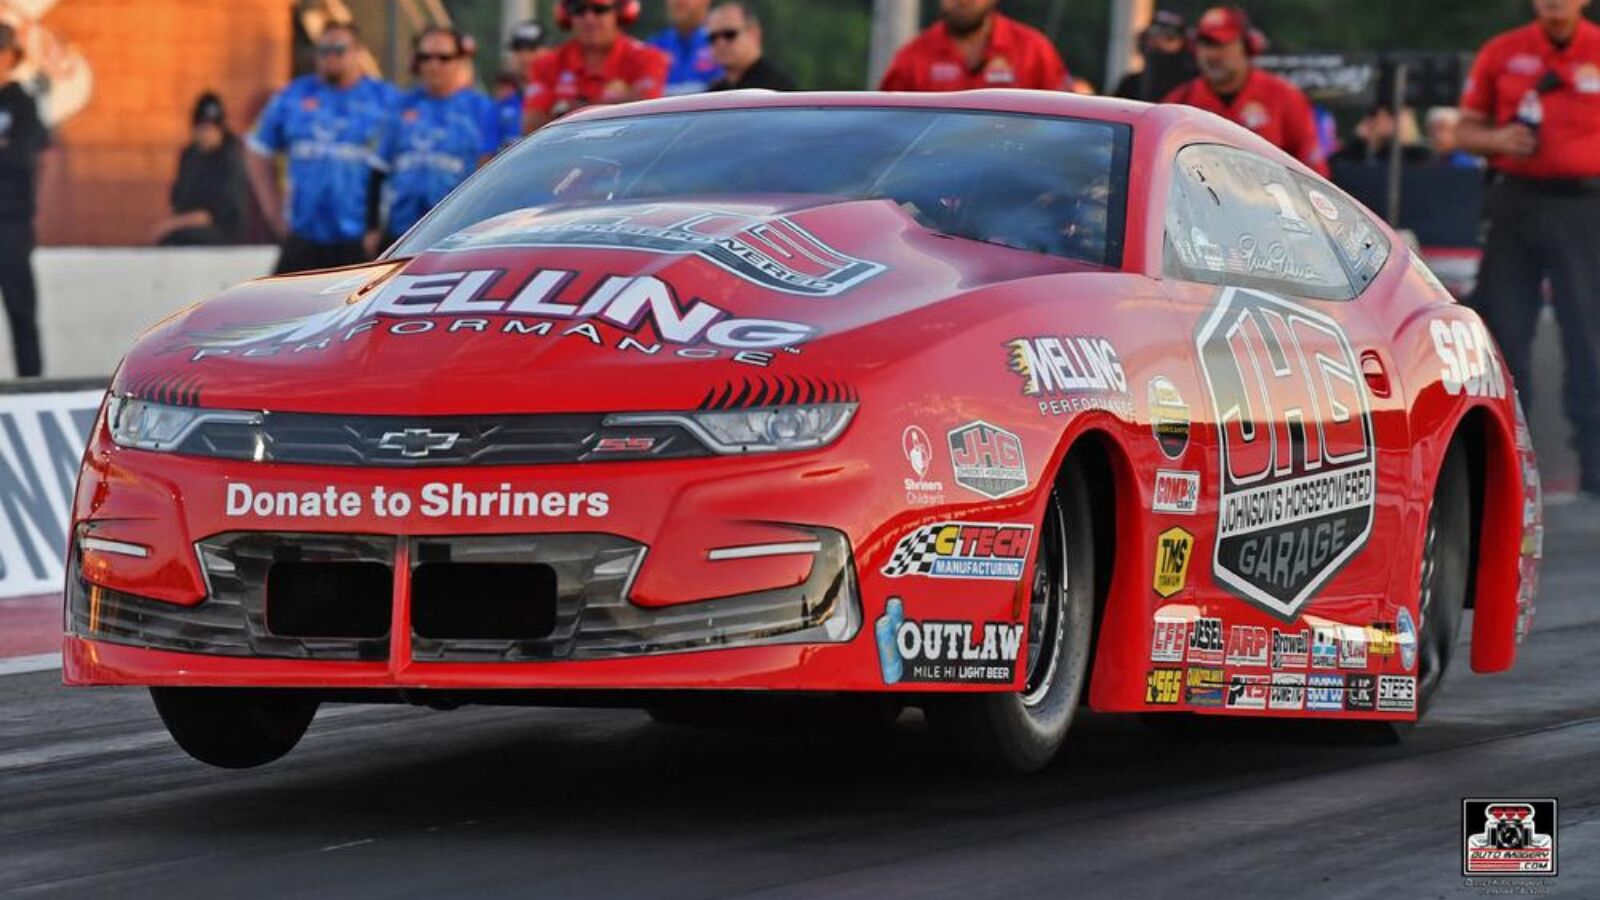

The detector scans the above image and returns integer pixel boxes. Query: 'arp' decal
[1196,288,1376,620]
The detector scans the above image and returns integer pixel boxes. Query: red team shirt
[525,37,669,117]
[1461,19,1600,180]
[1164,68,1329,175]
[878,14,1070,92]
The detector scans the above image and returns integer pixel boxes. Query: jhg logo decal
[436,204,887,297]
[1463,799,1557,876]
[1196,288,1376,619]
[947,421,1027,500]
[1153,527,1194,598]
[880,522,1033,581]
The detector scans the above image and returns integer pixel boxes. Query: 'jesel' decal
[1197,288,1376,620]
[184,269,815,363]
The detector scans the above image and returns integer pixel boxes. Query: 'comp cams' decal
[1153,470,1200,514]
[1196,287,1376,620]
[881,522,1033,581]
[947,421,1027,500]
[435,204,887,298]
[875,599,1020,685]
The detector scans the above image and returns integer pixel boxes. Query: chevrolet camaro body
[63,91,1541,767]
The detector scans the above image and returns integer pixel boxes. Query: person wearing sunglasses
[706,2,794,92]
[246,21,398,274]
[365,26,501,256]
[523,0,669,132]
[648,0,723,96]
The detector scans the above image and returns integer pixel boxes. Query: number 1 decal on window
[1264,182,1312,235]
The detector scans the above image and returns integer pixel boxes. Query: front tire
[1415,443,1472,718]
[926,466,1096,773]
[151,687,318,769]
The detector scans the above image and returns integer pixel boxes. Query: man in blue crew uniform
[648,0,722,95]
[367,26,501,252]
[246,21,396,274]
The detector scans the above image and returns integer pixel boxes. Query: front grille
[70,529,859,663]
[173,412,707,467]
[68,534,396,660]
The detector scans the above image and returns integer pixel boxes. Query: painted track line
[0,653,61,676]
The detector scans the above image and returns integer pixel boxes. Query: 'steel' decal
[1196,288,1376,620]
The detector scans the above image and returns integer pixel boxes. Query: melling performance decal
[876,599,1021,685]
[1196,288,1376,620]
[433,205,886,298]
[1006,335,1135,418]
[881,522,1033,581]
[182,269,815,368]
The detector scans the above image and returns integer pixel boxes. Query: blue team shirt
[496,91,525,151]
[377,87,501,237]
[648,27,722,95]
[248,74,397,244]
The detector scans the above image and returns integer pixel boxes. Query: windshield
[393,107,1131,266]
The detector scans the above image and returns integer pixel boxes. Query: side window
[1291,175,1392,294]
[1164,145,1355,301]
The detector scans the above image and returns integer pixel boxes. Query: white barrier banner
[0,390,105,599]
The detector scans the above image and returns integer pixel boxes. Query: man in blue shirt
[246,22,396,274]
[648,0,722,95]
[368,27,501,250]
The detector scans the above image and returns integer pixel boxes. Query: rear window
[394,107,1132,267]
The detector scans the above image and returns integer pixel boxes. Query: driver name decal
[1196,288,1376,620]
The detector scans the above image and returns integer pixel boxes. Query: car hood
[117,197,1097,415]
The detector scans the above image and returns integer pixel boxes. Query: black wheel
[925,466,1096,773]
[1415,443,1472,719]
[150,687,318,768]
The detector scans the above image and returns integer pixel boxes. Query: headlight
[605,403,856,454]
[106,396,261,452]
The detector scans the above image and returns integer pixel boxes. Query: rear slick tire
[151,687,318,769]
[926,466,1096,773]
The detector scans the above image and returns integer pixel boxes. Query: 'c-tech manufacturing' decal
[1195,287,1376,621]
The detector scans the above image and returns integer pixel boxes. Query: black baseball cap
[193,92,226,127]
[508,20,545,51]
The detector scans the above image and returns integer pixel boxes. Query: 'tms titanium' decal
[1196,287,1377,620]
[432,204,887,298]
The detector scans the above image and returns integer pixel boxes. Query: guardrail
[0,380,108,599]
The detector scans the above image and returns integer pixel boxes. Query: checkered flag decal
[882,526,941,577]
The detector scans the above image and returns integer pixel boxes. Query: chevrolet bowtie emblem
[378,428,461,458]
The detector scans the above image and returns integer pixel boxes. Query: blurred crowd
[2,0,1599,496]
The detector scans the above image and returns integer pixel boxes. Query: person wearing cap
[706,2,794,91]
[498,21,549,148]
[523,0,669,132]
[1456,0,1600,499]
[245,21,398,274]
[1162,5,1328,176]
[366,27,501,255]
[1113,10,1194,102]
[0,21,47,377]
[878,0,1071,93]
[649,0,723,96]
[149,93,249,246]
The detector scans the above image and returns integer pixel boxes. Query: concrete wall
[0,246,277,379]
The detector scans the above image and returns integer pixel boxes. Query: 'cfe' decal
[1196,288,1376,620]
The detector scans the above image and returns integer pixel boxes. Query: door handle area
[1360,351,1391,398]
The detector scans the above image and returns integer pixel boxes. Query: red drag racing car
[64,91,1542,771]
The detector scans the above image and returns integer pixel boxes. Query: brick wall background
[34,0,292,246]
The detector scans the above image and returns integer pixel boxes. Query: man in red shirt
[1162,6,1328,175]
[878,0,1070,93]
[523,0,669,132]
[1457,0,1600,498]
